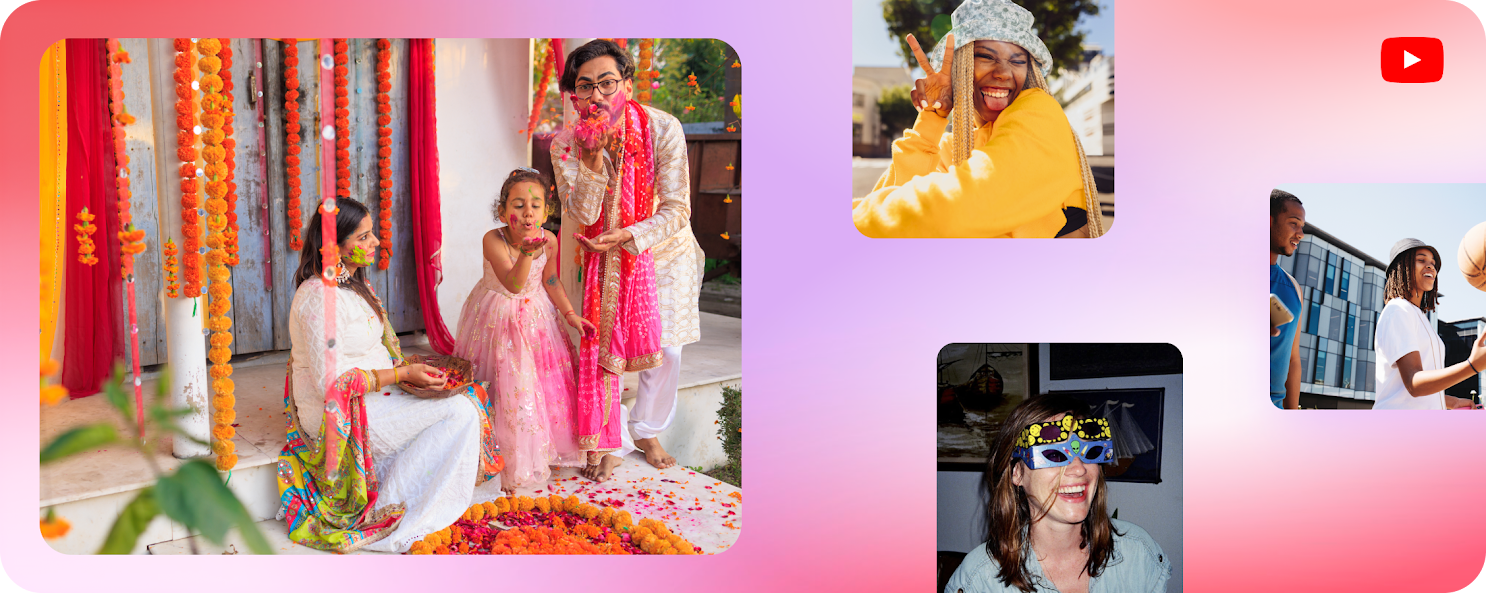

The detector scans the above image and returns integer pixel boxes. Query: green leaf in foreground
[155,460,273,554]
[40,424,118,464]
[97,487,159,554]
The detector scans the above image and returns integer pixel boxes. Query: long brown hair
[982,394,1117,592]
[294,198,380,316]
[1384,246,1443,312]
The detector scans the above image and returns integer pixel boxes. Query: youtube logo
[1382,37,1443,83]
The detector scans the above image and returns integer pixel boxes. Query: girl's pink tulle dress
[453,230,585,489]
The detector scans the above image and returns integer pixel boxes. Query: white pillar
[148,38,210,458]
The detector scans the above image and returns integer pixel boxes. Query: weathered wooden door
[119,38,424,366]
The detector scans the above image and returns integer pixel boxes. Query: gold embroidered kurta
[553,104,703,348]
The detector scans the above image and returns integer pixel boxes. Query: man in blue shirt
[1271,190,1305,409]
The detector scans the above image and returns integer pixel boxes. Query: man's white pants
[610,346,682,460]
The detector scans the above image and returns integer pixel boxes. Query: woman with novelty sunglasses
[943,395,1170,593]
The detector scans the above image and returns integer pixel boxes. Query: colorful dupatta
[575,101,664,454]
[277,285,502,553]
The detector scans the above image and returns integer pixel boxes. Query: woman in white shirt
[1371,239,1486,410]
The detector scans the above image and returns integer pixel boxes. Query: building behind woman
[943,395,1169,592]
[277,198,505,553]
[1371,239,1486,410]
[853,0,1104,239]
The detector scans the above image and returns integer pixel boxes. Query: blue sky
[853,0,1115,68]
[1277,184,1486,324]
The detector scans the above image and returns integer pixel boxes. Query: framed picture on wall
[936,344,1038,472]
[1051,387,1165,484]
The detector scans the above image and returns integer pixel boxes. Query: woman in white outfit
[1371,238,1486,410]
[277,198,504,553]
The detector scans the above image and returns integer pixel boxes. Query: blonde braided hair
[946,46,1104,238]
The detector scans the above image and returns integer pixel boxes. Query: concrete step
[42,313,740,555]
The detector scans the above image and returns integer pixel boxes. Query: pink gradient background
[9,0,1486,591]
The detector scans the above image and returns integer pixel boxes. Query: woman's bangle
[564,310,576,318]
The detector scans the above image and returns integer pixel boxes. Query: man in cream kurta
[552,39,703,475]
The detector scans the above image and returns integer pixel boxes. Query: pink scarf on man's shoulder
[575,101,663,454]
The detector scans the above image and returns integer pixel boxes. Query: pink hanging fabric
[407,39,455,355]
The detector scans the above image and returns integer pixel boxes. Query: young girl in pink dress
[453,168,597,491]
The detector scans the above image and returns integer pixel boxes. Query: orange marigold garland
[40,508,70,540]
[176,38,203,298]
[40,358,67,406]
[219,39,240,267]
[199,37,237,471]
[284,39,304,251]
[163,238,180,298]
[74,208,98,266]
[405,498,699,555]
[375,39,393,269]
[636,39,655,105]
[524,40,555,138]
[333,39,351,200]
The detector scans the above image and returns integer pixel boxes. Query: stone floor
[148,450,743,555]
[42,312,741,555]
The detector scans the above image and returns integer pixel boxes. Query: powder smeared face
[971,40,1030,124]
[340,214,378,268]
[573,55,633,124]
[502,181,547,238]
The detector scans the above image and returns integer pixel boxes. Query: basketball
[1461,221,1486,291]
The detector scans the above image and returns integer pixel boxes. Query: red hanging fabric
[407,39,454,355]
[61,39,122,397]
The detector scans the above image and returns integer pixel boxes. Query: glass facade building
[1276,224,1435,407]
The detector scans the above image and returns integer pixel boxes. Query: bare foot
[635,437,677,469]
[585,454,624,483]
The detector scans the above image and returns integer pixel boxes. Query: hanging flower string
[198,37,238,471]
[107,38,148,433]
[163,238,180,298]
[376,39,394,269]
[219,39,240,267]
[636,39,655,105]
[333,39,351,201]
[175,38,202,297]
[524,40,555,138]
[75,208,97,266]
[283,39,303,251]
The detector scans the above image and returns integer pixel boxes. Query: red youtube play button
[1382,37,1443,83]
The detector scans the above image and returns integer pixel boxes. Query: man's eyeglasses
[575,78,625,99]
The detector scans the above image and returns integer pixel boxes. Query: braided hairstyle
[947,45,1103,237]
[1384,246,1444,312]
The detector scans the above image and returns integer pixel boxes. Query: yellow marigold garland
[199,37,237,471]
[40,358,66,406]
[163,238,180,298]
[175,38,202,297]
[74,208,97,266]
[284,39,303,251]
[376,39,393,269]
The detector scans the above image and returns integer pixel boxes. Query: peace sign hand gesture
[907,33,955,119]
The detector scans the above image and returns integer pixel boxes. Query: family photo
[1268,186,1486,410]
[39,37,742,555]
[937,343,1181,592]
[851,0,1115,238]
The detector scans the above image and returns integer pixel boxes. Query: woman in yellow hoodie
[853,0,1104,239]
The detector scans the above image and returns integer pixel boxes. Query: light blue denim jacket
[943,519,1171,593]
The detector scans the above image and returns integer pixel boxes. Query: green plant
[41,365,272,555]
[881,0,1101,74]
[877,84,918,139]
[707,385,742,487]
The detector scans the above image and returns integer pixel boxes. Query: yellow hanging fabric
[39,40,67,360]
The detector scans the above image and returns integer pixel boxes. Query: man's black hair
[1271,189,1303,218]
[559,40,635,93]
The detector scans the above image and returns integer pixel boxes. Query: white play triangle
[1404,50,1422,68]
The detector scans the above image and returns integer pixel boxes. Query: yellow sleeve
[868,109,949,190]
[851,89,1081,238]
